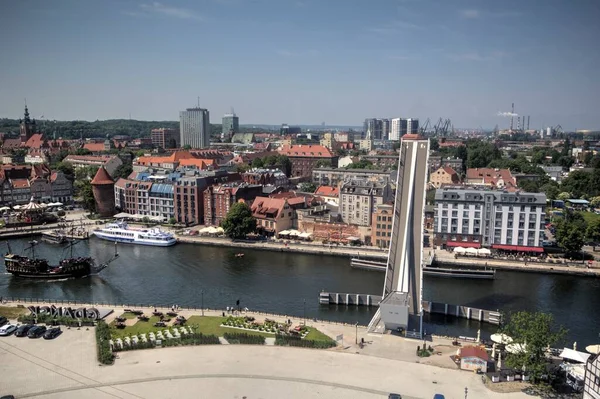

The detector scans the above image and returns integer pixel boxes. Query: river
[1,238,599,347]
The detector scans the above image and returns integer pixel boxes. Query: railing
[0,297,369,328]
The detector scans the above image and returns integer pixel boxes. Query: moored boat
[92,220,177,247]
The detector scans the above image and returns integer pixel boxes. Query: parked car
[43,327,62,340]
[433,395,446,399]
[14,324,34,337]
[0,323,18,336]
[27,325,47,338]
[0,316,8,327]
[388,394,402,399]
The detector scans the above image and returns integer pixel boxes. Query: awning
[492,244,544,253]
[278,230,290,236]
[446,241,481,248]
[559,348,590,363]
[477,248,491,256]
[453,247,466,254]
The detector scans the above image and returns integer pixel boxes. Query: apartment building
[312,168,393,187]
[433,187,546,249]
[371,203,394,248]
[251,196,294,235]
[339,179,393,227]
[430,166,459,188]
[63,155,123,177]
[203,183,263,226]
[585,354,600,399]
[278,144,338,178]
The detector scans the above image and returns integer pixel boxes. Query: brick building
[430,166,459,188]
[242,168,288,187]
[91,166,115,217]
[151,128,180,149]
[203,183,263,226]
[371,203,394,248]
[63,155,123,177]
[250,196,294,235]
[278,144,338,178]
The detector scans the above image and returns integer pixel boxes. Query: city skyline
[1,0,599,129]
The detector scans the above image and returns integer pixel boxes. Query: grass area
[110,315,171,339]
[305,327,335,343]
[0,305,29,320]
[581,211,600,225]
[186,316,275,338]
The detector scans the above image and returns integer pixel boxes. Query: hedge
[275,335,336,349]
[18,314,95,327]
[223,332,265,345]
[161,333,220,347]
[96,321,114,365]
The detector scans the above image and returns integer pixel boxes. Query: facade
[151,128,180,149]
[433,187,546,249]
[180,107,210,149]
[381,119,391,140]
[314,185,340,205]
[50,172,73,203]
[312,167,393,187]
[133,151,216,172]
[203,183,263,226]
[222,112,239,141]
[63,155,123,177]
[363,118,385,140]
[584,354,600,399]
[407,118,419,134]
[442,157,464,174]
[430,166,459,188]
[250,196,294,235]
[390,118,407,141]
[371,203,394,249]
[242,168,288,187]
[0,164,72,205]
[278,144,338,178]
[91,166,115,217]
[148,183,174,222]
[459,346,489,372]
[339,179,393,226]
[173,177,205,225]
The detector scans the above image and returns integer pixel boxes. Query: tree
[168,217,177,225]
[298,182,317,193]
[235,163,251,173]
[315,159,332,168]
[346,159,374,169]
[112,164,133,179]
[586,218,600,244]
[429,138,439,151]
[183,145,192,150]
[501,311,567,382]
[75,148,92,156]
[221,202,256,239]
[539,183,559,201]
[554,211,587,254]
[557,192,571,201]
[55,161,74,177]
[77,180,96,214]
[252,157,265,168]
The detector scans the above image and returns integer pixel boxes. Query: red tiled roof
[65,155,114,162]
[401,134,423,141]
[91,166,114,185]
[460,346,489,361]
[2,138,22,149]
[136,150,196,165]
[251,196,287,219]
[441,166,458,176]
[466,168,516,187]
[11,179,30,188]
[315,185,339,197]
[278,145,334,158]
[83,143,107,152]
[179,158,217,169]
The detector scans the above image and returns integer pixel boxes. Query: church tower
[20,106,35,143]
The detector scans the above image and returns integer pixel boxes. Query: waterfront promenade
[0,300,534,399]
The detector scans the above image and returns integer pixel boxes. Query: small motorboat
[235,253,245,258]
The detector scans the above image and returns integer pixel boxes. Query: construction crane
[419,118,430,134]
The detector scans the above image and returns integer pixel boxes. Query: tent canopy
[559,348,591,363]
[453,247,466,253]
[114,212,132,218]
[477,248,491,255]
[465,247,478,255]
[586,344,600,355]
[490,333,513,344]
[278,230,290,236]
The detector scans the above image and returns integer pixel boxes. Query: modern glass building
[179,107,210,148]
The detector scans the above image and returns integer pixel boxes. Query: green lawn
[305,327,336,343]
[119,312,138,319]
[110,315,176,339]
[0,306,28,320]
[186,316,275,338]
[581,211,600,225]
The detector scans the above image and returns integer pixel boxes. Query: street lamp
[201,290,204,316]
[355,322,358,345]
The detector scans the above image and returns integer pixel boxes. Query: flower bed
[223,332,265,345]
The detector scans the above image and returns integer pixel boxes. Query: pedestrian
[226,306,230,313]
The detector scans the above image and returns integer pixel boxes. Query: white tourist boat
[92,221,177,247]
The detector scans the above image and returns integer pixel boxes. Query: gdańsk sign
[28,305,101,320]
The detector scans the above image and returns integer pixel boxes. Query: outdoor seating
[116,322,126,329]
[137,315,149,321]
[115,317,126,322]
[167,312,177,317]
[154,321,166,327]
[153,311,163,317]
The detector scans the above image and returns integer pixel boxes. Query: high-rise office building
[407,118,419,134]
[390,118,408,141]
[180,107,210,149]
[363,118,383,140]
[381,119,391,140]
[222,112,239,141]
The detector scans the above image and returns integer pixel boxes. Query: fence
[0,297,368,328]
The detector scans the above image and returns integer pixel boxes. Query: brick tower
[91,166,115,217]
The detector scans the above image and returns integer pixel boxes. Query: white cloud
[460,9,480,19]
[137,2,203,21]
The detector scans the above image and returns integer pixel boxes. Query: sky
[0,0,599,130]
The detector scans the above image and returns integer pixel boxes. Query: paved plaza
[0,322,537,399]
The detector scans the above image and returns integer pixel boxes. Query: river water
[1,238,599,346]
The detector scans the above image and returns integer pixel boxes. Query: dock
[319,292,502,325]
[350,258,495,279]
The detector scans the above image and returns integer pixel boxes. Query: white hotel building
[433,187,546,251]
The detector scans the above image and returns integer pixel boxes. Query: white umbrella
[0,206,10,211]
[477,248,491,256]
[506,343,527,354]
[12,205,21,210]
[465,247,478,255]
[586,344,600,354]
[453,247,466,254]
[490,333,513,344]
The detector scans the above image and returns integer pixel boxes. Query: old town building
[339,179,393,227]
[430,166,459,188]
[251,196,294,235]
[203,183,263,226]
[278,144,338,178]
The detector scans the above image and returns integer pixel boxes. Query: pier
[319,292,501,325]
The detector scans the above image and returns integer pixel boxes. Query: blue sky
[0,0,599,130]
